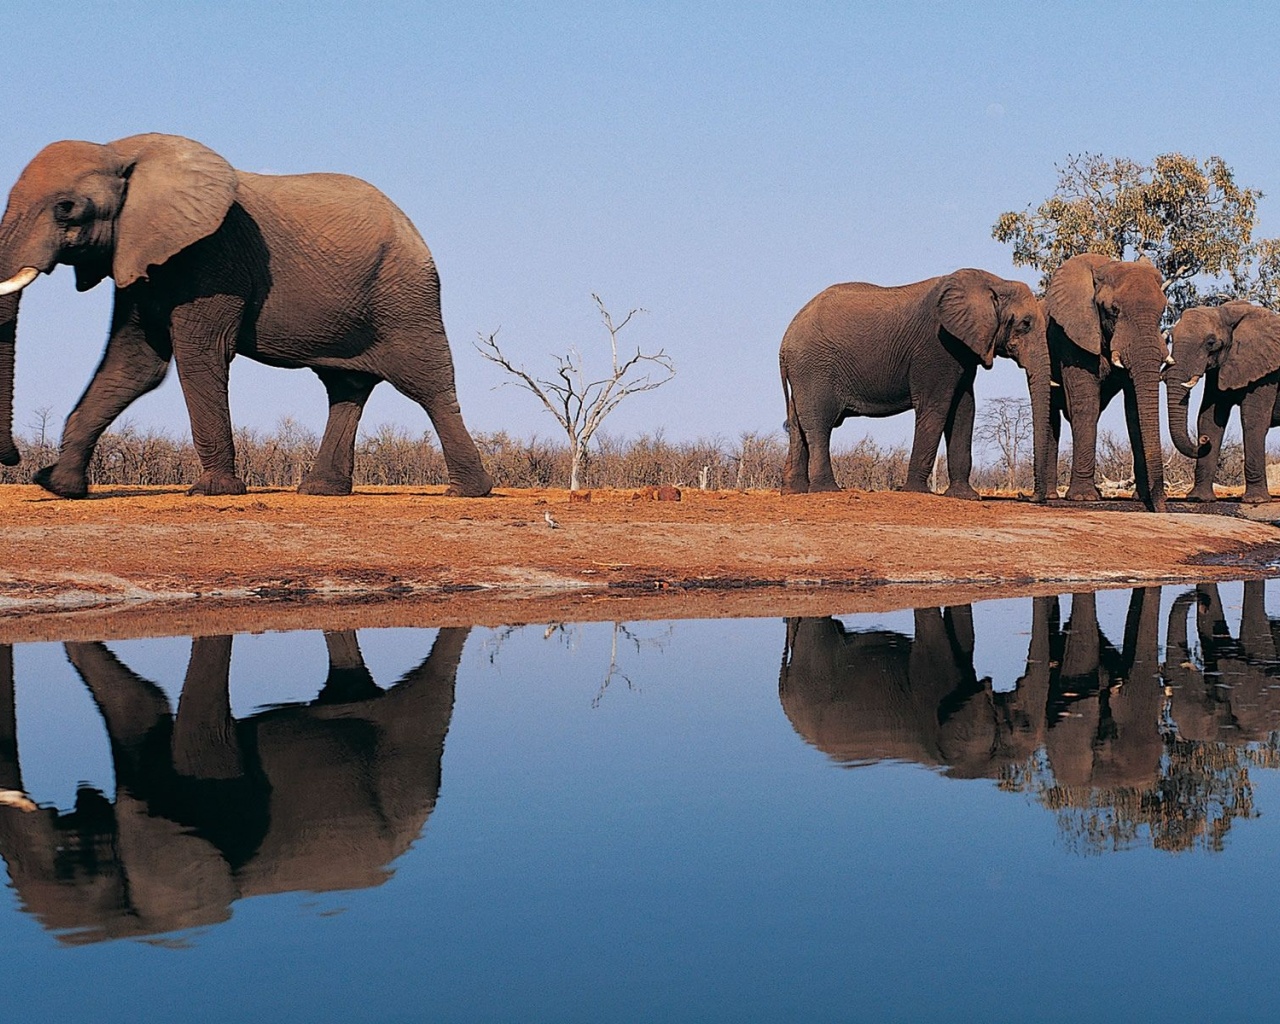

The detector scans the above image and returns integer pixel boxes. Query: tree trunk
[569,443,584,491]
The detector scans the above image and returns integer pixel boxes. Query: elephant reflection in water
[1164,581,1280,744]
[0,628,468,944]
[780,590,1164,786]
[783,587,1280,850]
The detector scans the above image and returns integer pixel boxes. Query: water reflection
[0,628,466,944]
[781,584,1280,853]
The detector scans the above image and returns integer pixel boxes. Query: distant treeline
[0,418,1241,493]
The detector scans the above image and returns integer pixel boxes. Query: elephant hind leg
[378,326,493,497]
[782,415,811,493]
[300,369,380,496]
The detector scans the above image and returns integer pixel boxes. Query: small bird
[544,510,560,529]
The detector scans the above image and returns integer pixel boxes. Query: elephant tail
[780,350,797,438]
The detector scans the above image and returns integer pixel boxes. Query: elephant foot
[444,471,494,497]
[1183,486,1217,502]
[780,482,810,495]
[1241,489,1273,505]
[1064,483,1101,502]
[33,464,88,499]
[806,479,841,493]
[299,475,354,496]
[188,472,247,496]
[942,483,981,501]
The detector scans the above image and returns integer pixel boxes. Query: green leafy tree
[993,153,1280,318]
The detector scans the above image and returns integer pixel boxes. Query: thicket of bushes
[0,416,1249,493]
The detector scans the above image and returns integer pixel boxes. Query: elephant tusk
[1181,376,1201,389]
[0,788,37,812]
[1162,354,1175,369]
[1111,352,1126,370]
[0,266,38,296]
[1049,380,1061,388]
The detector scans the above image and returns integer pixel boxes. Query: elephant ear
[1044,253,1108,355]
[108,134,238,289]
[1221,306,1280,390]
[937,269,998,365]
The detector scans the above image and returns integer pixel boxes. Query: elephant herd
[0,132,1278,510]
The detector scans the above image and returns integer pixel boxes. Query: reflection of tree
[782,585,1280,855]
[484,621,672,707]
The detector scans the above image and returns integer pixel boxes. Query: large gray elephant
[0,627,467,943]
[1043,253,1169,511]
[1165,301,1280,503]
[779,268,1054,500]
[0,134,493,498]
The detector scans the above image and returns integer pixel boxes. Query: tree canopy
[993,153,1280,317]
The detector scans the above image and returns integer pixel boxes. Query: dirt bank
[1,484,1278,641]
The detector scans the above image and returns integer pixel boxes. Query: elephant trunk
[0,293,18,467]
[1026,366,1055,502]
[1165,380,1211,459]
[1131,357,1167,512]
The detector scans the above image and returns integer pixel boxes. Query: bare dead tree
[975,396,1034,492]
[475,295,675,491]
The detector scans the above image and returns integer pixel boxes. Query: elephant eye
[1017,316,1033,333]
[52,199,77,223]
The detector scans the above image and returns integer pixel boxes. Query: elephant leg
[35,294,171,498]
[0,646,21,795]
[379,327,493,497]
[172,636,244,780]
[782,413,811,493]
[318,630,381,704]
[941,382,979,500]
[1187,396,1230,502]
[1239,384,1276,503]
[805,414,841,492]
[1122,382,1152,506]
[171,297,246,496]
[299,369,380,496]
[1060,368,1101,501]
[904,404,948,493]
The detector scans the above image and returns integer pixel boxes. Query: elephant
[0,627,467,944]
[1165,301,1280,503]
[1163,581,1280,743]
[1043,253,1170,511]
[779,268,1055,500]
[778,589,1167,796]
[0,133,493,498]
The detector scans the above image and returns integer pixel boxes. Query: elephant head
[1045,253,1169,509]
[936,270,1053,499]
[0,134,238,462]
[1165,301,1280,459]
[991,287,1053,501]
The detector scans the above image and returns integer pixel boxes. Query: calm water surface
[3,581,1280,1023]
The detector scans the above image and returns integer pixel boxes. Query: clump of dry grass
[0,419,1256,494]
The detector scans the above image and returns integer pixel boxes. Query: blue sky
[5,1,1280,451]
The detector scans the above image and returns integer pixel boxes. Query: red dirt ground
[0,484,1277,642]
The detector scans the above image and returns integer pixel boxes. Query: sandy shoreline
[0,484,1277,642]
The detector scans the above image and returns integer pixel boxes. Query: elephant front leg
[36,294,171,498]
[300,369,379,496]
[171,298,246,496]
[1060,368,1101,501]
[1239,384,1276,503]
[904,404,947,493]
[941,383,979,500]
[1186,396,1230,502]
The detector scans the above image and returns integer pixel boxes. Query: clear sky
[5,1,1280,452]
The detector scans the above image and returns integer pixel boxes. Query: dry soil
[1,483,1278,642]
